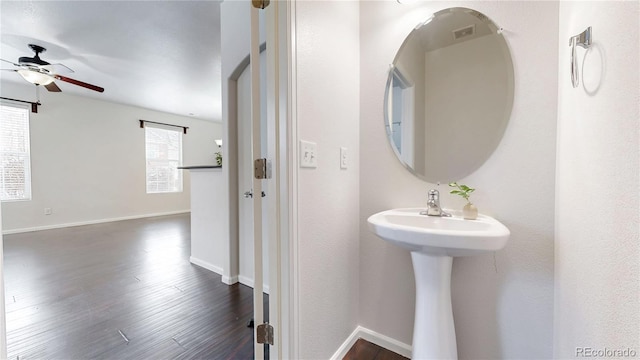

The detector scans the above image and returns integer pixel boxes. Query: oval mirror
[385,7,514,183]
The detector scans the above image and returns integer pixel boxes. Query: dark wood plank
[3,214,261,360]
[344,338,381,360]
[375,348,409,360]
[343,338,408,360]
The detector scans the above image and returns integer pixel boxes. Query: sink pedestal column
[411,252,457,359]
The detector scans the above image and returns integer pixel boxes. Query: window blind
[0,103,32,201]
[145,123,183,193]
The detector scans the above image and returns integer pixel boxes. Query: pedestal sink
[367,208,510,359]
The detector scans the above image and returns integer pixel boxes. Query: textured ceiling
[0,1,222,122]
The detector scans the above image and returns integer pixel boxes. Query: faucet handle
[428,189,439,200]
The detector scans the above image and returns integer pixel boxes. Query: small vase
[463,202,478,220]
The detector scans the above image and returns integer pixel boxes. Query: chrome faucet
[421,189,452,217]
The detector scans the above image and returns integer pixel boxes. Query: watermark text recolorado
[576,347,636,358]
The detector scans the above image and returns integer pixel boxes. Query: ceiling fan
[1,44,104,93]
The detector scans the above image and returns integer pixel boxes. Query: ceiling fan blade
[54,75,104,93]
[41,63,74,74]
[1,58,20,67]
[44,82,62,92]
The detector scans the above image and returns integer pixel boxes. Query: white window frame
[0,101,32,202]
[144,123,183,194]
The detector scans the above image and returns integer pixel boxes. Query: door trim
[283,1,299,358]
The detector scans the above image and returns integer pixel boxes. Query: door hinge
[256,323,274,345]
[252,0,270,9]
[254,158,272,179]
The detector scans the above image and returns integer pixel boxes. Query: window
[0,103,32,201]
[145,124,183,193]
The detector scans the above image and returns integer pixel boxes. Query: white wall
[0,81,221,232]
[189,169,226,275]
[554,2,639,358]
[294,1,360,358]
[360,2,557,358]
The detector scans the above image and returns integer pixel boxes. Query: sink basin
[367,208,510,359]
[367,208,509,256]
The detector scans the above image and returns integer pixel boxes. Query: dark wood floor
[3,214,262,360]
[343,339,408,360]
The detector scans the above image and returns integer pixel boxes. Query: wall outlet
[300,140,317,168]
[340,147,348,169]
[44,208,52,215]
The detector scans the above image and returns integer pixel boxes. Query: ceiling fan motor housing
[19,44,50,66]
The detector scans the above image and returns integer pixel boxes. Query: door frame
[263,1,298,358]
[281,1,299,358]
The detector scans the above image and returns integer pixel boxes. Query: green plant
[215,152,222,166]
[449,182,475,203]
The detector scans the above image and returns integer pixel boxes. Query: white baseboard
[238,275,270,294]
[330,325,412,360]
[189,256,224,276]
[330,327,362,360]
[218,273,270,293]
[222,275,238,285]
[2,210,191,235]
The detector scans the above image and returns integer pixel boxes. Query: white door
[238,51,269,294]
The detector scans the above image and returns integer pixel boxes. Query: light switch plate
[300,140,317,168]
[340,147,348,169]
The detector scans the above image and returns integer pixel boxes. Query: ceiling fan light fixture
[17,69,54,86]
